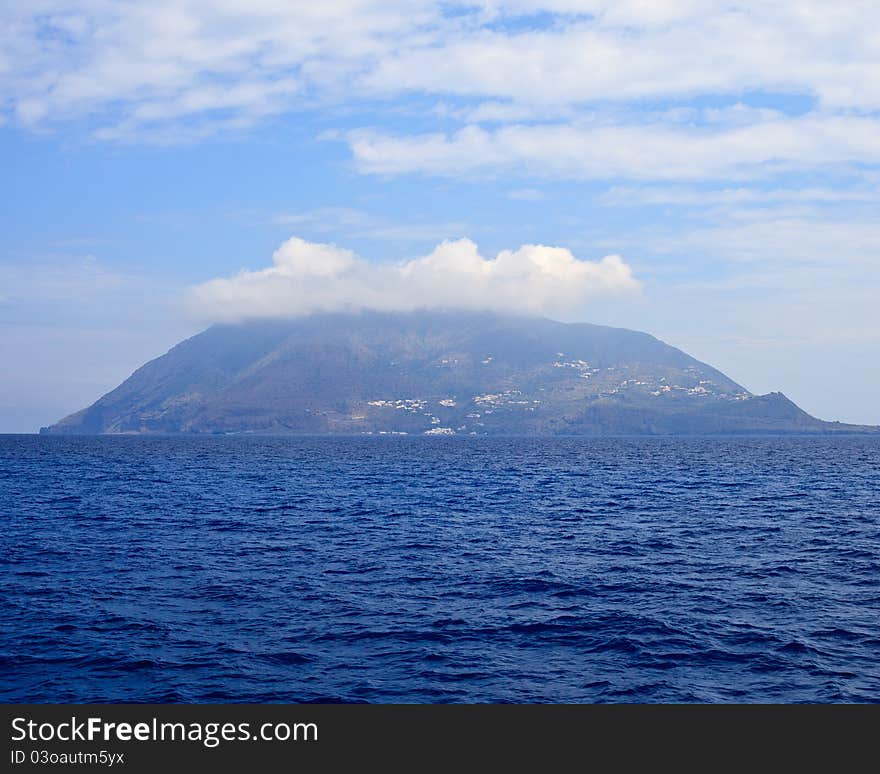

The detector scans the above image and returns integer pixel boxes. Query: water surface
[1,435,878,702]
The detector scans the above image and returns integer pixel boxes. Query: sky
[1,0,879,431]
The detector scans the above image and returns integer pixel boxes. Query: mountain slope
[42,311,876,436]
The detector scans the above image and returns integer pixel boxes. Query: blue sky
[2,1,879,431]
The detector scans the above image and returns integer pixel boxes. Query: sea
[1,435,878,703]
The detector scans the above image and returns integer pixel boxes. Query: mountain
[41,311,876,436]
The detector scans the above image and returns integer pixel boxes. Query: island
[41,311,878,436]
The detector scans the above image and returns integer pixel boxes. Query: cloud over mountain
[189,236,639,321]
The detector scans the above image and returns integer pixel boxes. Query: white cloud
[601,186,880,207]
[1,0,437,136]
[189,235,639,321]
[360,3,880,110]
[4,3,880,136]
[2,2,878,195]
[346,114,880,181]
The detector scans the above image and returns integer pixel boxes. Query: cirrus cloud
[189,236,639,321]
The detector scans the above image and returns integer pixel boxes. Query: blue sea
[1,435,878,703]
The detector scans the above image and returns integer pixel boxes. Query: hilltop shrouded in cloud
[190,237,639,322]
